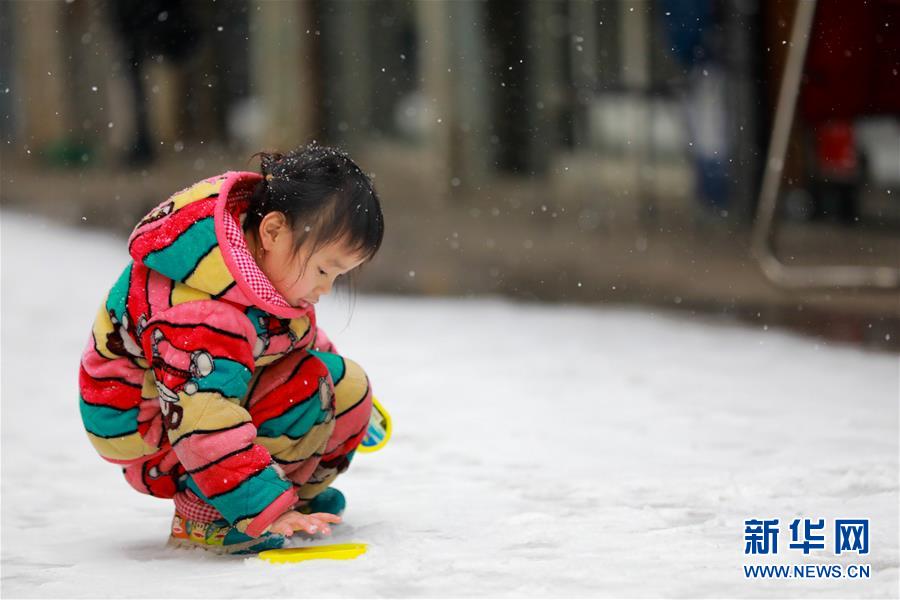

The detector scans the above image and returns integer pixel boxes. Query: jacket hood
[127,171,314,321]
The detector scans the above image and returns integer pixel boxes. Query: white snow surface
[1,210,898,598]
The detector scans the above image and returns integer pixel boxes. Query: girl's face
[252,212,366,306]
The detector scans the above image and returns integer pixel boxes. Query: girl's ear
[258,212,288,251]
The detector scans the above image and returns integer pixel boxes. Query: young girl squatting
[78,144,384,554]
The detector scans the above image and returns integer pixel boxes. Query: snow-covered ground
[2,210,898,598]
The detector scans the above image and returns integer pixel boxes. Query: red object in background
[799,0,900,125]
[815,120,858,179]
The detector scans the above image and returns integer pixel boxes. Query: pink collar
[221,210,293,309]
[213,171,313,321]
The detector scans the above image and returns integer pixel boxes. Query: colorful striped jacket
[78,172,334,537]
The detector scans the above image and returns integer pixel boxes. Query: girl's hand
[267,510,342,537]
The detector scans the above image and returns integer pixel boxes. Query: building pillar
[415,0,453,199]
[447,0,491,188]
[620,0,652,219]
[567,0,598,151]
[724,0,763,224]
[249,0,319,150]
[11,1,71,149]
[528,0,564,170]
[318,1,371,149]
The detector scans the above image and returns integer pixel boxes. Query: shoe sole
[166,535,274,555]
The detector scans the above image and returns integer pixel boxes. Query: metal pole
[750,0,900,289]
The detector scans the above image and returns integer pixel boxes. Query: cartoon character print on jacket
[105,310,147,358]
[136,199,174,229]
[317,375,332,412]
[149,328,214,430]
[248,307,299,359]
[136,446,186,498]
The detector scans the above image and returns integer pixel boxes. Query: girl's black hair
[244,143,384,267]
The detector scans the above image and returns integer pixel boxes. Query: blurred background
[1,0,898,349]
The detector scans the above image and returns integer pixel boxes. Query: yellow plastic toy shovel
[258,543,368,564]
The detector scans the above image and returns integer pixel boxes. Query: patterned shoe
[167,511,285,555]
[298,487,346,517]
